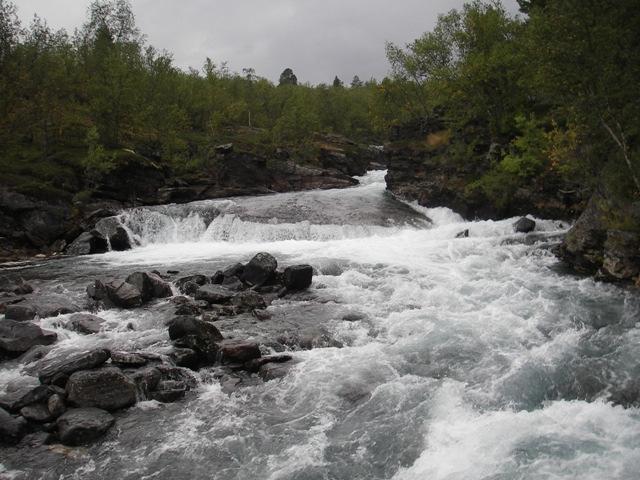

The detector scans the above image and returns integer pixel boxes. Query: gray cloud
[16,0,520,84]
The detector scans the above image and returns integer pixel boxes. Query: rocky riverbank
[0,252,325,447]
[0,133,383,262]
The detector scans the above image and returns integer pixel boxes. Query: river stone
[241,253,277,286]
[232,291,266,311]
[0,320,57,358]
[0,407,27,445]
[194,285,234,304]
[66,367,137,411]
[4,304,37,321]
[56,408,114,446]
[169,348,199,369]
[47,394,66,418]
[218,339,261,364]
[456,229,470,238]
[513,217,536,233]
[20,403,54,423]
[168,316,223,365]
[244,354,293,373]
[126,366,161,397]
[283,265,313,291]
[110,351,148,367]
[38,349,111,384]
[149,380,187,403]
[106,280,142,308]
[65,313,105,334]
[66,230,109,256]
[18,344,52,364]
[33,299,81,318]
[259,361,294,381]
[125,271,173,302]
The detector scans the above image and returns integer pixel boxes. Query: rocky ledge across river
[1,252,313,448]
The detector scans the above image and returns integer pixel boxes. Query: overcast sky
[15,0,520,84]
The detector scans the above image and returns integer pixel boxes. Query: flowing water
[1,170,640,480]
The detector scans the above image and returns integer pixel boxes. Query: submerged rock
[66,367,137,411]
[56,408,114,446]
[66,230,109,256]
[194,285,234,304]
[218,339,261,364]
[125,271,173,302]
[232,291,267,311]
[4,304,37,321]
[110,351,148,367]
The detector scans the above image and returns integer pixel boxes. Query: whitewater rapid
[1,170,639,480]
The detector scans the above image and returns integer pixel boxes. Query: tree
[332,75,343,88]
[350,75,363,88]
[278,67,297,86]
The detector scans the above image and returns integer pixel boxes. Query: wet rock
[125,271,173,302]
[149,380,187,403]
[513,217,536,233]
[252,309,272,321]
[47,394,66,418]
[175,274,209,294]
[95,217,132,251]
[232,291,267,312]
[110,351,148,367]
[259,361,294,381]
[283,265,313,291]
[0,295,25,314]
[4,304,37,321]
[66,367,137,411]
[0,320,57,358]
[223,263,245,279]
[34,299,82,318]
[106,280,143,308]
[0,384,59,412]
[51,372,69,389]
[155,365,198,390]
[241,253,277,286]
[65,313,105,334]
[56,408,115,446]
[218,339,261,364]
[18,344,52,364]
[38,349,111,384]
[126,366,161,397]
[169,348,199,369]
[175,302,201,316]
[211,271,225,284]
[20,403,53,423]
[0,407,27,445]
[168,316,224,365]
[66,230,109,256]
[244,354,292,373]
[194,284,234,304]
[455,229,470,238]
[342,312,366,322]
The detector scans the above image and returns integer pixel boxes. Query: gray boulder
[65,313,105,334]
[283,265,313,291]
[168,316,223,365]
[513,217,536,233]
[194,285,234,304]
[66,230,109,256]
[66,367,137,411]
[56,408,114,446]
[4,304,36,321]
[125,271,172,302]
[0,407,27,445]
[0,320,57,358]
[38,349,111,384]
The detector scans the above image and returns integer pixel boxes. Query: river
[1,170,639,480]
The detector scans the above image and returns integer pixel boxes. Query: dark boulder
[149,380,187,403]
[65,313,105,334]
[241,253,277,286]
[33,298,81,318]
[244,354,293,373]
[126,366,161,397]
[232,291,267,311]
[283,264,313,291]
[0,320,57,358]
[455,229,470,238]
[18,344,52,364]
[222,263,245,280]
[106,280,143,308]
[175,302,201,316]
[125,271,173,302]
[513,217,536,233]
[47,394,66,418]
[168,316,223,365]
[0,407,27,445]
[194,284,234,304]
[4,304,37,321]
[211,271,225,284]
[94,216,132,251]
[20,403,54,423]
[38,349,111,384]
[259,361,294,381]
[169,348,199,369]
[175,274,209,294]
[66,367,137,411]
[218,339,261,364]
[56,408,114,446]
[66,230,109,256]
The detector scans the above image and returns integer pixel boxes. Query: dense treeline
[386,0,640,207]
[0,0,386,200]
[0,0,638,209]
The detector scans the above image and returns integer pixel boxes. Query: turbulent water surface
[1,170,640,480]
